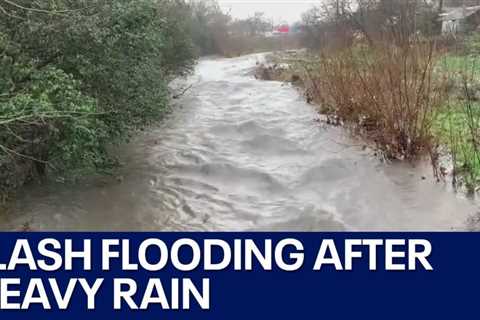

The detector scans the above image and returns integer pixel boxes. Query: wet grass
[434,48,480,192]
[439,55,480,74]
[434,99,480,193]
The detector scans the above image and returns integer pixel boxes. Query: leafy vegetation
[0,0,304,202]
[0,0,198,200]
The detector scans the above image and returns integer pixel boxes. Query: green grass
[434,101,480,191]
[434,45,480,191]
[437,54,480,80]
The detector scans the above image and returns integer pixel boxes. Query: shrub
[0,0,198,198]
[303,40,446,160]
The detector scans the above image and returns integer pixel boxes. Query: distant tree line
[300,0,443,49]
[188,1,276,56]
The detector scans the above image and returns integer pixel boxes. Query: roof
[439,6,480,21]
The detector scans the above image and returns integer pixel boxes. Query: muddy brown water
[1,54,477,231]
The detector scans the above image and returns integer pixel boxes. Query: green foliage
[0,0,198,193]
[434,102,480,192]
[1,67,107,169]
[438,54,480,80]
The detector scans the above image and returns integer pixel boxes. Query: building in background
[440,5,480,33]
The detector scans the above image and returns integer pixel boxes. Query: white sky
[217,0,323,24]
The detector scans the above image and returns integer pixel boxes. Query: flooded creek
[1,54,477,231]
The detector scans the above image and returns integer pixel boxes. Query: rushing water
[1,54,477,231]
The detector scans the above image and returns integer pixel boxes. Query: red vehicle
[274,24,290,34]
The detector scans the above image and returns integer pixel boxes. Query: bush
[0,0,198,199]
[302,41,446,160]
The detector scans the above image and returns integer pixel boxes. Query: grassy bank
[259,38,480,193]
[434,47,480,192]
[434,101,480,191]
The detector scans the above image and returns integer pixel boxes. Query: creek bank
[0,54,476,231]
[0,1,201,208]
[255,52,480,194]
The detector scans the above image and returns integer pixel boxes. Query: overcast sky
[217,0,323,24]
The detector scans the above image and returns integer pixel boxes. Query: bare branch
[1,0,97,15]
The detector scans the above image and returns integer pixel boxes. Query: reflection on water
[1,54,477,231]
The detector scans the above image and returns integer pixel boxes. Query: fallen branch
[0,110,112,126]
[0,143,48,164]
[172,84,194,99]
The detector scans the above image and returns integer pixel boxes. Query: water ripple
[2,53,477,231]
